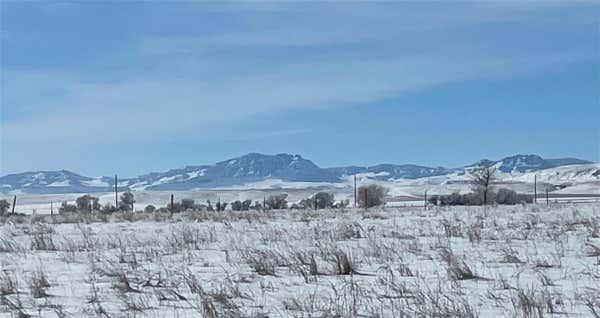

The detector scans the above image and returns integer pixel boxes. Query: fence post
[546,189,549,205]
[11,195,16,215]
[534,175,537,204]
[424,190,428,210]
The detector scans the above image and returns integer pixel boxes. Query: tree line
[0,184,389,216]
[428,165,533,206]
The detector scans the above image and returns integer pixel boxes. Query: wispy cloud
[1,1,598,173]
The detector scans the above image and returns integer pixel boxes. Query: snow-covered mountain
[468,154,591,173]
[0,153,595,194]
[0,170,113,194]
[126,153,340,191]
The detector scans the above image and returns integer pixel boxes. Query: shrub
[0,199,10,216]
[300,192,335,210]
[76,195,100,213]
[357,184,387,208]
[215,200,228,212]
[181,199,195,211]
[59,201,77,214]
[231,200,252,211]
[334,200,350,208]
[428,195,440,206]
[101,203,117,213]
[144,205,156,213]
[119,192,135,211]
[429,189,533,206]
[251,201,263,211]
[430,192,481,206]
[265,194,288,210]
[495,188,533,204]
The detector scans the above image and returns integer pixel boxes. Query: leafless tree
[470,164,496,206]
[357,184,387,208]
[265,194,288,210]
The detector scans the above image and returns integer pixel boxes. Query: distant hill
[0,153,595,194]
[467,154,591,173]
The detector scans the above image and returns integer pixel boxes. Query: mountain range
[0,153,595,194]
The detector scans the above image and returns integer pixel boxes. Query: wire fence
[7,194,600,216]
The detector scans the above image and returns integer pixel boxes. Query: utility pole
[11,195,16,215]
[534,175,537,204]
[353,174,357,208]
[170,194,174,216]
[114,175,118,209]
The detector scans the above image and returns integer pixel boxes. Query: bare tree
[470,164,496,206]
[357,184,387,208]
[265,194,288,210]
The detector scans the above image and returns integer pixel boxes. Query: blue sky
[1,2,599,177]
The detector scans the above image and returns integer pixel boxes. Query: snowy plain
[1,203,600,317]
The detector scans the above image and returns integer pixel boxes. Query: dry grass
[29,270,51,299]
[0,203,598,316]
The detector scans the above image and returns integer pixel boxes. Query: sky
[1,1,599,177]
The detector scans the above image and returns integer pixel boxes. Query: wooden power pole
[11,195,16,215]
[114,175,118,209]
[170,194,174,216]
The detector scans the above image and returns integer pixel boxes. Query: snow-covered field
[1,203,600,317]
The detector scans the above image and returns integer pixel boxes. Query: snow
[216,178,347,190]
[151,175,182,186]
[46,180,71,187]
[186,169,206,179]
[82,178,110,187]
[31,172,46,180]
[512,163,600,183]
[1,203,600,316]
[354,171,391,178]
